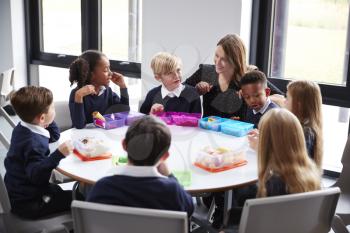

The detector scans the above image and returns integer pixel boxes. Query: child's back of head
[257,108,320,197]
[124,116,171,166]
[11,86,53,124]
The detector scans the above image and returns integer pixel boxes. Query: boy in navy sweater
[140,52,201,115]
[4,86,73,219]
[87,116,194,216]
[240,70,279,128]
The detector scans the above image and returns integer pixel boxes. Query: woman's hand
[195,81,213,95]
[150,104,164,115]
[75,85,97,103]
[247,129,259,151]
[111,72,126,89]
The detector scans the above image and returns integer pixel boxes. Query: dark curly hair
[69,50,106,88]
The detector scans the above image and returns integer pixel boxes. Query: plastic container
[220,120,254,137]
[94,113,126,129]
[198,116,227,131]
[73,137,112,161]
[194,146,247,173]
[115,111,145,125]
[155,112,201,127]
[154,112,173,124]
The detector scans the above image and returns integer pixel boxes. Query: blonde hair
[287,80,323,169]
[257,108,321,197]
[150,52,182,76]
[217,34,247,84]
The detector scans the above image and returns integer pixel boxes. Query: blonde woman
[285,80,323,169]
[257,108,321,197]
[184,34,283,119]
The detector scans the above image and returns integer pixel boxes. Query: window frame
[250,0,350,108]
[250,0,350,177]
[24,0,141,82]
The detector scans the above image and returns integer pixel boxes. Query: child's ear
[36,113,46,124]
[265,87,271,97]
[122,139,127,151]
[155,75,162,82]
[160,151,169,161]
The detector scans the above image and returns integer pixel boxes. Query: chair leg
[332,214,350,233]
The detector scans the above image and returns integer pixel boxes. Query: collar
[161,84,184,99]
[98,86,107,96]
[21,121,50,138]
[253,97,271,115]
[108,165,166,178]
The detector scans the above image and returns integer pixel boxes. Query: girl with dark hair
[69,50,129,129]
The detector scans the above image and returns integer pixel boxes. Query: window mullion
[81,0,101,51]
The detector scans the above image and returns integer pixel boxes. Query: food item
[92,111,105,121]
[194,146,246,172]
[73,137,110,158]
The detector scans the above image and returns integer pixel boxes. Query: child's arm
[45,121,60,143]
[69,89,87,129]
[190,96,202,114]
[111,72,129,106]
[140,91,154,114]
[24,140,72,185]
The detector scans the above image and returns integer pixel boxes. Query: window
[102,0,142,62]
[25,0,141,77]
[42,0,81,55]
[251,0,350,173]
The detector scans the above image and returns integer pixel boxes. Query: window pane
[271,0,349,85]
[102,0,142,62]
[42,0,81,55]
[323,105,348,172]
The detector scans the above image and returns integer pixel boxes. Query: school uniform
[69,86,129,129]
[140,84,201,115]
[4,121,72,219]
[87,165,194,216]
[243,98,279,128]
[303,126,316,160]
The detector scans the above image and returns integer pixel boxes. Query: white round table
[54,125,258,194]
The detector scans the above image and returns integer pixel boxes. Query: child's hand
[230,116,240,120]
[58,140,73,156]
[195,81,213,95]
[270,94,286,107]
[75,85,97,102]
[150,104,164,115]
[157,161,171,176]
[111,72,126,89]
[247,129,259,151]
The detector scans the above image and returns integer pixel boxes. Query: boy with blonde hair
[140,52,201,114]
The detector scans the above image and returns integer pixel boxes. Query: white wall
[141,0,252,98]
[10,0,28,88]
[0,0,14,73]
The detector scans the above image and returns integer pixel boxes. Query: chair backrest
[238,187,340,233]
[71,200,188,233]
[54,101,72,131]
[0,173,12,214]
[0,68,15,106]
[336,136,350,193]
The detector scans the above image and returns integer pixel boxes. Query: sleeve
[24,145,65,185]
[168,175,194,216]
[111,88,129,106]
[303,127,316,159]
[69,89,87,129]
[267,80,284,95]
[140,91,154,114]
[47,121,60,143]
[184,65,202,87]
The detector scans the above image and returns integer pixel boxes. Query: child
[240,70,279,128]
[69,50,129,129]
[285,80,323,169]
[4,86,73,219]
[256,108,321,196]
[140,52,201,115]
[87,116,194,216]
